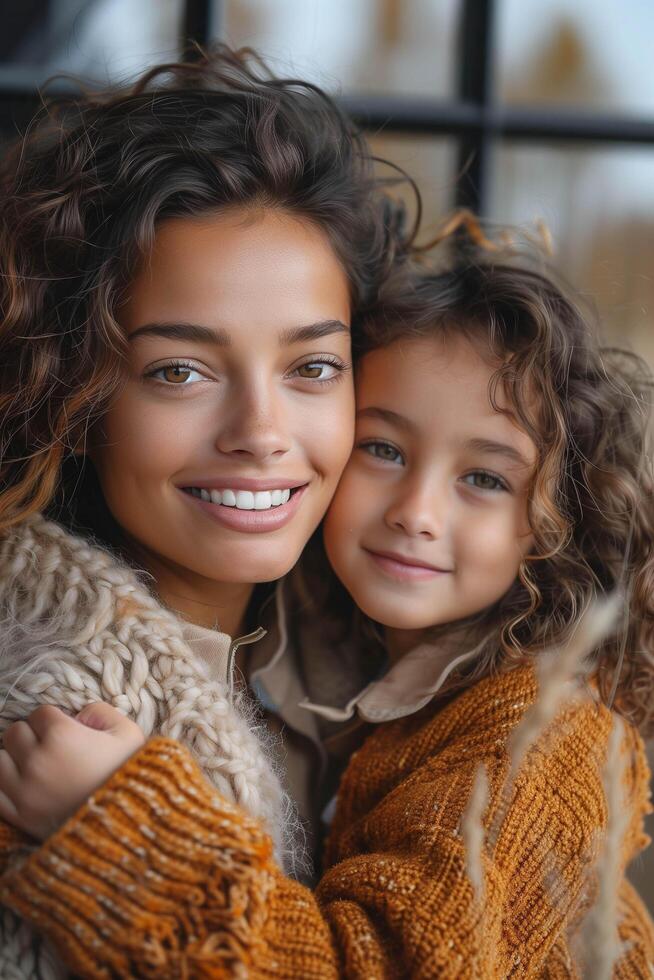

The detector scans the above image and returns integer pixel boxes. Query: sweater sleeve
[0,737,503,979]
[0,703,652,979]
[0,819,32,875]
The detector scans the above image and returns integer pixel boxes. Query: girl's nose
[384,482,445,540]
[214,384,291,460]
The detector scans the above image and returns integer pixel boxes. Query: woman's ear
[69,431,87,456]
[69,427,88,457]
[69,417,99,458]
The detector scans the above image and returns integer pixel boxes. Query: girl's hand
[0,703,146,841]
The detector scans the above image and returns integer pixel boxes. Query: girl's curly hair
[0,45,411,538]
[350,241,654,735]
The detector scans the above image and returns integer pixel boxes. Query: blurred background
[0,0,652,903]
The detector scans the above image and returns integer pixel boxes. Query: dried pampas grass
[487,595,620,851]
[581,715,632,979]
[462,762,489,903]
[459,594,631,973]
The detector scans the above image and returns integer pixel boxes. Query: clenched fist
[0,703,146,840]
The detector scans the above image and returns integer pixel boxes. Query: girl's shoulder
[358,662,617,761]
[330,663,651,878]
[339,663,650,826]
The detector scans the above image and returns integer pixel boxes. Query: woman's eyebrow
[279,319,349,345]
[128,319,349,346]
[128,322,228,344]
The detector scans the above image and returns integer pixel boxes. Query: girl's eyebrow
[128,319,349,346]
[357,406,414,431]
[465,438,531,469]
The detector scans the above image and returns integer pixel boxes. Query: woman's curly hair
[0,45,411,538]
[350,240,654,735]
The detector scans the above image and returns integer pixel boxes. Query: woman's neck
[125,537,254,636]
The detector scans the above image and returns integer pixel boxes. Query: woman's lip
[178,483,308,533]
[364,548,451,581]
[177,477,308,492]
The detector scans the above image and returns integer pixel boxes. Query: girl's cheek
[325,470,363,543]
[338,464,375,513]
[460,505,531,571]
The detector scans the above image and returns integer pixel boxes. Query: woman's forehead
[121,209,352,341]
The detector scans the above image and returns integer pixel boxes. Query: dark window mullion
[455,0,496,214]
[180,0,215,58]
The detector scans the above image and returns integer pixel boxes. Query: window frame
[1,0,653,215]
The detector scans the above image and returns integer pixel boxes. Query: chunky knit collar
[0,514,309,979]
[0,513,293,861]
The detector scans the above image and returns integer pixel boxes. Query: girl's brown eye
[361,441,403,464]
[464,471,506,491]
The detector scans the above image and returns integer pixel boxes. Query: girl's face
[90,208,354,599]
[324,333,536,637]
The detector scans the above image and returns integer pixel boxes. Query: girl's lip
[178,484,308,533]
[364,548,451,581]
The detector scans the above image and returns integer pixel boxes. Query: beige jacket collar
[300,639,485,723]
[183,580,482,730]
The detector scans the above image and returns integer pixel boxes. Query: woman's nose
[214,384,291,460]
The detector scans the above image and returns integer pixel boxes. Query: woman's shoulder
[0,514,182,727]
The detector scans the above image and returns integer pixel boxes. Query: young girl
[0,45,409,976]
[1,247,653,977]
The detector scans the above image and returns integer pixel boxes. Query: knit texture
[0,515,295,978]
[1,665,652,978]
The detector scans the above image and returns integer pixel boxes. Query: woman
[0,45,408,975]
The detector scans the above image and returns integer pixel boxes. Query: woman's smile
[179,482,309,532]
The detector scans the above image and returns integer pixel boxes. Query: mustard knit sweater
[1,664,652,979]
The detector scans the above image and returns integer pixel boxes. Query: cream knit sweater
[0,514,291,979]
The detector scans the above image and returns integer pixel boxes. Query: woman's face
[91,208,354,596]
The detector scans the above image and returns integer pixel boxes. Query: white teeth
[235,490,255,510]
[187,487,295,509]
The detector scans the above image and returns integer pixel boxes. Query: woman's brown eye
[297,363,323,378]
[163,366,191,384]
